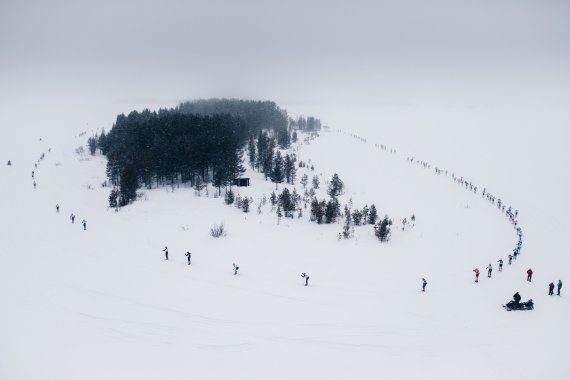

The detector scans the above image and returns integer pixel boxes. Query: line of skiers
[162,247,311,285]
[53,204,86,230]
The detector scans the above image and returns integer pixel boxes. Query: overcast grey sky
[1,0,569,107]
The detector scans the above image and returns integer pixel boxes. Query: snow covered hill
[0,102,568,379]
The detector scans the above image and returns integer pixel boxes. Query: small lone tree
[225,189,235,205]
[242,197,250,213]
[374,216,392,242]
[327,173,344,198]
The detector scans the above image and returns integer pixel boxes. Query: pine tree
[278,188,293,217]
[342,214,352,239]
[277,205,282,224]
[374,216,392,242]
[271,151,284,189]
[324,199,338,224]
[368,204,378,224]
[225,189,235,205]
[248,137,256,169]
[119,163,138,206]
[327,173,344,198]
[109,187,120,208]
[300,174,308,188]
[242,197,250,213]
[312,175,320,189]
[270,191,277,208]
[352,209,362,226]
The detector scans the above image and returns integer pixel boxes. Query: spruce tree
[225,189,235,205]
[368,204,378,224]
[374,216,392,242]
[312,175,320,189]
[327,173,344,198]
[248,137,256,169]
[109,188,120,208]
[300,174,308,188]
[271,151,284,189]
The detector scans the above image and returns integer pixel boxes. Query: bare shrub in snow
[210,223,226,238]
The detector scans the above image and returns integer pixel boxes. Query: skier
[527,268,533,282]
[7,160,11,166]
[185,251,191,265]
[163,246,168,260]
[508,254,513,265]
[32,171,34,178]
[81,219,87,230]
[513,292,521,304]
[56,204,60,213]
[497,259,503,272]
[557,280,563,296]
[70,213,75,223]
[233,263,239,275]
[33,181,36,189]
[549,282,555,296]
[422,278,427,292]
[486,264,493,278]
[473,268,480,283]
[301,272,310,286]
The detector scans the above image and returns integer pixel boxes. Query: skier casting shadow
[301,272,310,286]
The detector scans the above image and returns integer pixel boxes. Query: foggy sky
[1,0,569,107]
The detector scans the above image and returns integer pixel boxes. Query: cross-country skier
[163,246,168,260]
[185,251,191,265]
[498,259,503,271]
[527,268,533,282]
[513,292,521,304]
[557,280,563,296]
[233,263,239,275]
[70,213,75,223]
[422,278,427,292]
[486,264,493,278]
[82,219,87,230]
[33,181,36,189]
[473,268,480,283]
[301,272,310,286]
[508,254,513,265]
[56,204,60,213]
[7,160,11,166]
[549,282,555,296]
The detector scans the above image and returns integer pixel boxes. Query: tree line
[94,99,298,207]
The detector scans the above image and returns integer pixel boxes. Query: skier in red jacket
[473,268,480,283]
[527,268,533,282]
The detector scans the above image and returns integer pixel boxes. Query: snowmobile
[503,299,534,311]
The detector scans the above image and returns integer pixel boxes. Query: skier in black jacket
[163,246,168,260]
[301,272,310,286]
[185,251,191,265]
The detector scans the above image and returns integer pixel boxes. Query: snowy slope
[0,102,569,380]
